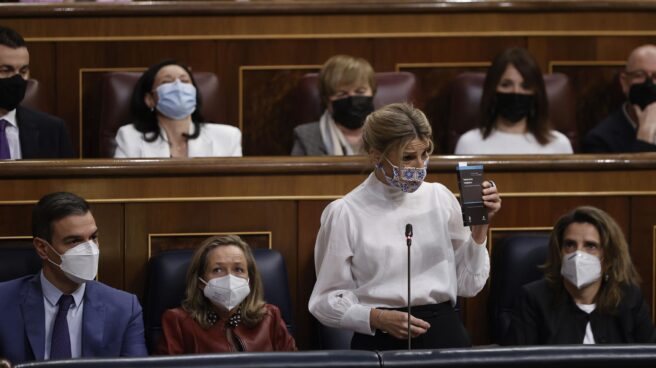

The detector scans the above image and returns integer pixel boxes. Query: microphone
[405,223,413,350]
[405,224,413,246]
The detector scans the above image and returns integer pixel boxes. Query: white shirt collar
[365,171,411,202]
[0,109,18,129]
[40,269,86,308]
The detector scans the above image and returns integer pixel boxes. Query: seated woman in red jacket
[157,235,296,353]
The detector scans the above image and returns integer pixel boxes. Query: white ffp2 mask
[47,240,100,284]
[561,251,601,289]
[200,274,250,311]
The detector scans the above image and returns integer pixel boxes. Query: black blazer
[506,279,656,345]
[15,106,74,159]
[582,106,656,153]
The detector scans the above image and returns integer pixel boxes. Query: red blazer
[157,304,296,354]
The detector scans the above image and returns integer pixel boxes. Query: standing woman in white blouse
[309,103,501,350]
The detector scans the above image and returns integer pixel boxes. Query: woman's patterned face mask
[376,157,428,193]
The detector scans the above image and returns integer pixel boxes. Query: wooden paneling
[490,197,630,230]
[0,238,32,248]
[630,197,656,320]
[149,233,271,256]
[93,204,124,289]
[82,71,110,158]
[297,200,331,348]
[122,200,297,300]
[0,205,33,236]
[241,67,319,156]
[3,155,656,202]
[9,5,656,38]
[26,42,57,116]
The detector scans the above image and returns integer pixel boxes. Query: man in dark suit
[582,44,656,153]
[0,26,73,159]
[0,192,147,364]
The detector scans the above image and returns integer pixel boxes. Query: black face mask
[628,78,656,110]
[331,95,374,130]
[495,92,534,123]
[0,74,27,112]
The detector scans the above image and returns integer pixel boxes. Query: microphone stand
[406,224,412,350]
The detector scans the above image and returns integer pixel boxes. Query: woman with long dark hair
[114,60,241,158]
[455,48,572,154]
[506,206,655,344]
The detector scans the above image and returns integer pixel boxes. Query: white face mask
[46,240,100,284]
[200,274,250,311]
[561,250,602,289]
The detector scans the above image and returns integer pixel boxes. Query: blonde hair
[319,54,376,108]
[181,235,266,329]
[542,206,641,314]
[362,102,434,162]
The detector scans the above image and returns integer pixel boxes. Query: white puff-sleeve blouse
[308,173,490,335]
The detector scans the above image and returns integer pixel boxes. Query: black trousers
[351,302,471,350]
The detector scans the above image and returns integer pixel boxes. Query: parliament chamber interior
[2,0,656,367]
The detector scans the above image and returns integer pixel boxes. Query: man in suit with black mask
[0,26,73,159]
[583,44,656,153]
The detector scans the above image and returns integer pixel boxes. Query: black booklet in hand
[456,163,489,226]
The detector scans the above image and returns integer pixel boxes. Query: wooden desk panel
[0,155,655,348]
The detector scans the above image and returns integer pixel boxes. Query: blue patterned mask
[155,79,197,120]
[376,157,428,193]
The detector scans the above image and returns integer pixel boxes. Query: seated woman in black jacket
[506,206,655,345]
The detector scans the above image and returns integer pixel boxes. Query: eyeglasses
[624,69,656,83]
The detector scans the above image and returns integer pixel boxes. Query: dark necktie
[0,119,10,160]
[50,294,74,360]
